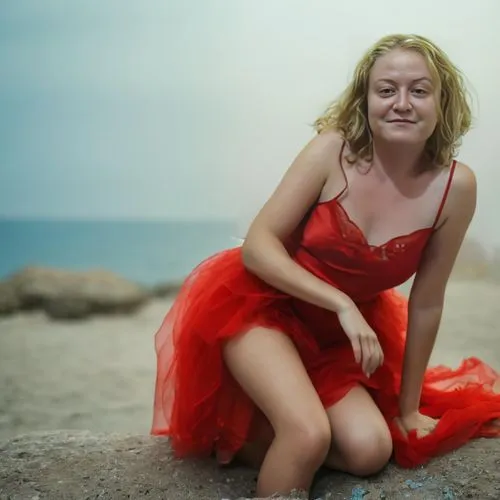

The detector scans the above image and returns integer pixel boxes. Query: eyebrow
[375,77,433,85]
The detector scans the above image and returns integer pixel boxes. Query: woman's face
[367,48,440,146]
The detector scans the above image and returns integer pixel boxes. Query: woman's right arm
[243,130,384,376]
[242,130,352,314]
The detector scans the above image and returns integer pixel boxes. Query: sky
[1,0,499,246]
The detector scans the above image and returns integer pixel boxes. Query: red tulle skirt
[151,247,500,468]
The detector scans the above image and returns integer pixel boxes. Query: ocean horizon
[0,218,240,286]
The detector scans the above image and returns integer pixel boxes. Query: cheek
[417,103,439,139]
[422,98,439,121]
[367,98,386,126]
[423,103,439,128]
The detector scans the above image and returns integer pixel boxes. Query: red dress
[152,160,500,468]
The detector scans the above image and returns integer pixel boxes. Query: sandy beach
[0,298,172,440]
[1,278,499,442]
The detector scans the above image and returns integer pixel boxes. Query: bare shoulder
[297,128,345,167]
[312,128,345,150]
[450,160,477,195]
[291,129,346,198]
[244,129,345,243]
[439,160,477,226]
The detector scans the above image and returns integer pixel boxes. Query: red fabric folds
[151,247,500,467]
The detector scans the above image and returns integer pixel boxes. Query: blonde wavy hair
[314,34,473,168]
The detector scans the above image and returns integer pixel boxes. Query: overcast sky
[1,0,499,247]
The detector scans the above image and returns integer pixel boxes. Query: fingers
[397,414,439,439]
[417,416,438,438]
[417,426,434,438]
[358,333,383,377]
[350,336,362,364]
[341,309,384,376]
[375,338,384,370]
[360,334,373,376]
[368,336,382,376]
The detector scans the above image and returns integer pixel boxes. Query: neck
[370,139,427,178]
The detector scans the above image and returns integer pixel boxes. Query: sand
[0,298,171,441]
[0,279,499,499]
[1,279,499,441]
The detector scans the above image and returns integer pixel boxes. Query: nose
[393,90,412,112]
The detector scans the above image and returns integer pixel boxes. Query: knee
[278,415,332,467]
[341,427,393,477]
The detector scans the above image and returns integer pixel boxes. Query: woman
[152,33,500,497]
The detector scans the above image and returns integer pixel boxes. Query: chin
[380,130,426,145]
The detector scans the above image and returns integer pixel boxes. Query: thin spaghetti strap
[334,140,349,200]
[432,160,457,228]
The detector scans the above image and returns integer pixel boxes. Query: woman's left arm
[398,163,477,427]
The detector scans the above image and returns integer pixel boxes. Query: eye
[378,88,395,97]
[412,88,428,96]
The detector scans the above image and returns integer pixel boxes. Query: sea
[0,218,241,286]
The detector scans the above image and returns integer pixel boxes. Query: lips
[388,119,415,123]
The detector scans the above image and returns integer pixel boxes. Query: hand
[337,302,384,378]
[396,411,438,438]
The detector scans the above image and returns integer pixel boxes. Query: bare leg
[223,327,331,497]
[235,380,500,478]
[233,386,392,477]
[233,410,274,469]
[324,385,393,476]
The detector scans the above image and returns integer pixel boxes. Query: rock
[150,280,183,298]
[0,280,21,315]
[0,431,499,499]
[43,295,93,320]
[0,267,150,320]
